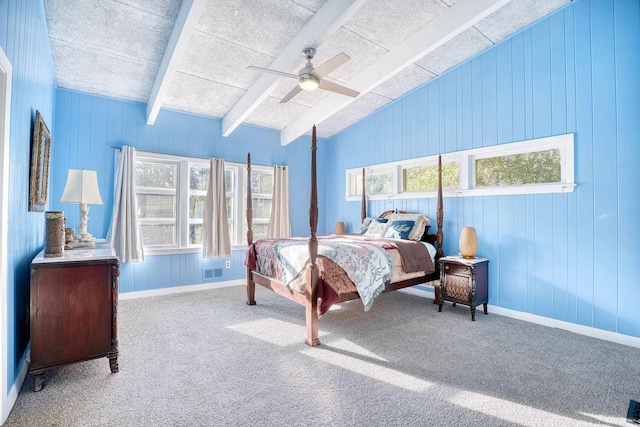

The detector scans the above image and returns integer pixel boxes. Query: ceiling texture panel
[43,0,571,144]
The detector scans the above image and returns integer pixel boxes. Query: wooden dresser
[29,240,119,391]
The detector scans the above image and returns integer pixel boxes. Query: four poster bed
[244,125,444,346]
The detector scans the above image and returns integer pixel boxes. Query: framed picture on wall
[28,110,51,212]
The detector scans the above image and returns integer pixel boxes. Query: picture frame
[29,110,51,212]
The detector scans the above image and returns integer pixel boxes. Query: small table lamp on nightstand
[60,169,103,247]
[335,221,346,235]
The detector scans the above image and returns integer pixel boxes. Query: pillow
[363,219,390,238]
[359,218,387,234]
[357,217,373,234]
[384,220,415,239]
[385,213,430,241]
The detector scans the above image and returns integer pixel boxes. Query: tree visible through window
[345,133,574,200]
[350,171,393,196]
[475,149,561,187]
[403,162,460,192]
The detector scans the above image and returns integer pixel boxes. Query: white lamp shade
[60,169,103,205]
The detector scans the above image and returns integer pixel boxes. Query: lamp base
[69,231,96,249]
[67,240,95,249]
[76,231,96,243]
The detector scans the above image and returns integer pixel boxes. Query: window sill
[345,183,576,202]
[142,245,249,256]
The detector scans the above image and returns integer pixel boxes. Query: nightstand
[438,256,488,321]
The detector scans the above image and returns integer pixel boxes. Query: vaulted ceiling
[44,0,570,144]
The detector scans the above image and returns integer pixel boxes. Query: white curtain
[267,165,291,238]
[203,158,231,258]
[107,146,144,262]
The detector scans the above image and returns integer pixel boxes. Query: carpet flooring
[5,285,639,426]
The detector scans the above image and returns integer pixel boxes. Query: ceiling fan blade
[318,80,359,98]
[247,66,298,80]
[279,85,303,103]
[312,53,350,79]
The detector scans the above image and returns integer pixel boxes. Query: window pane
[403,162,460,192]
[190,165,209,191]
[138,194,176,219]
[189,224,203,245]
[189,195,205,219]
[225,169,233,192]
[252,197,272,219]
[240,169,274,245]
[251,170,273,194]
[351,171,393,196]
[141,224,175,246]
[475,149,561,187]
[242,222,269,244]
[136,161,176,189]
[253,223,269,240]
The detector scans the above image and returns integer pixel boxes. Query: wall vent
[203,268,223,281]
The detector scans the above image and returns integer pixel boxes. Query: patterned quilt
[274,238,392,311]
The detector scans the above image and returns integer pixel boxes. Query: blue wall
[50,89,327,293]
[0,0,57,391]
[325,0,640,338]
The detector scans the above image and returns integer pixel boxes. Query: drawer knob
[445,265,449,270]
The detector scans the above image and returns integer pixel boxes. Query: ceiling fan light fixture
[298,75,319,91]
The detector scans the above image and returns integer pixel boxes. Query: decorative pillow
[384,220,415,239]
[363,219,390,238]
[359,218,387,234]
[385,213,430,241]
[357,217,373,234]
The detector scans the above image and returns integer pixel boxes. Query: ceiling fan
[248,47,360,103]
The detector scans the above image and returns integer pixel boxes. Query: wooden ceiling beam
[146,0,207,125]
[221,0,369,137]
[280,0,513,145]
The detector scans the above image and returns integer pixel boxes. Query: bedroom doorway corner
[0,45,12,424]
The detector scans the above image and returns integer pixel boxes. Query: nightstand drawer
[443,263,469,276]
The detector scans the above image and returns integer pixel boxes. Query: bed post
[361,167,366,223]
[246,153,256,306]
[305,125,320,347]
[436,155,444,258]
[433,155,444,304]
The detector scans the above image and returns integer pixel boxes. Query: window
[403,161,460,192]
[474,149,561,187]
[135,152,273,254]
[345,133,575,200]
[187,164,209,245]
[244,169,273,244]
[136,160,178,247]
[348,169,394,197]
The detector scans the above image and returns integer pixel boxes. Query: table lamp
[60,169,103,247]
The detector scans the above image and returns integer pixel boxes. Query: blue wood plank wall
[49,89,326,294]
[0,0,57,392]
[324,0,640,339]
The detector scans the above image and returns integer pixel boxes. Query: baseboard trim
[118,279,245,300]
[400,286,640,349]
[3,348,29,423]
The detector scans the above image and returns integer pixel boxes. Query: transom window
[345,133,575,200]
[135,151,273,254]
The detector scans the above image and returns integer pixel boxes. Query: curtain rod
[112,146,287,169]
